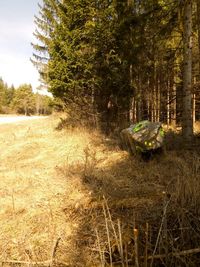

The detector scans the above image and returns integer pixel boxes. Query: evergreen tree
[32,0,199,134]
[5,85,15,106]
[0,78,13,113]
[0,78,6,111]
[31,0,58,86]
[11,84,35,115]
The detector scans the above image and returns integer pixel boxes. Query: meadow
[0,115,200,266]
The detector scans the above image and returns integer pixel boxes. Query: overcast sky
[0,0,43,91]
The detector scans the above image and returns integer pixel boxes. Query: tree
[11,84,35,115]
[31,0,58,86]
[182,0,193,140]
[32,0,199,134]
[0,78,6,112]
[0,78,14,113]
[35,92,53,114]
[4,85,15,106]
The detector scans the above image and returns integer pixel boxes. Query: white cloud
[0,53,40,89]
[0,53,52,97]
[0,20,34,39]
[0,0,50,95]
[0,12,40,89]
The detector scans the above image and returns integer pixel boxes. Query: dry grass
[0,115,96,264]
[0,116,200,266]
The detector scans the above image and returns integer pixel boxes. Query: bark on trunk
[193,93,196,125]
[182,0,193,140]
[167,81,170,127]
[197,0,200,76]
[171,83,177,128]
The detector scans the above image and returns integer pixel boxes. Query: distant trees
[11,84,36,115]
[0,78,14,113]
[0,78,53,115]
[35,92,53,115]
[32,0,200,136]
[0,78,6,112]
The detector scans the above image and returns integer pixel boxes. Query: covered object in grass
[120,120,164,154]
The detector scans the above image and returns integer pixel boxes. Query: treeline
[0,78,53,115]
[32,0,198,137]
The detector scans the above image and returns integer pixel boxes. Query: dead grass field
[0,116,200,266]
[0,115,95,264]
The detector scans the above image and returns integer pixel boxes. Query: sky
[0,0,48,93]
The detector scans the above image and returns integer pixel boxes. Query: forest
[32,0,199,140]
[0,79,53,115]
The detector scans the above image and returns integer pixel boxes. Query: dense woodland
[0,79,53,115]
[32,0,199,139]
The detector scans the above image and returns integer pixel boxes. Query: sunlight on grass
[0,116,94,262]
[0,116,200,265]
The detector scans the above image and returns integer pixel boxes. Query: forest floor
[0,115,200,266]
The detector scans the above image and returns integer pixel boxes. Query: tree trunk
[197,0,200,77]
[167,79,170,127]
[36,94,40,115]
[137,75,142,122]
[193,93,196,125]
[171,83,177,128]
[182,0,193,140]
[129,64,135,123]
[156,77,161,122]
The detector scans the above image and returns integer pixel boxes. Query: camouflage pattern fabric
[120,120,164,154]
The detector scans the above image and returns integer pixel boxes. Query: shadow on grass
[164,130,200,154]
[59,130,200,267]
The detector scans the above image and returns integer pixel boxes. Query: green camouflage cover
[120,120,164,154]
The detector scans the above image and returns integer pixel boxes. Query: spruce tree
[32,0,198,133]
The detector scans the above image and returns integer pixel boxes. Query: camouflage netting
[120,120,164,154]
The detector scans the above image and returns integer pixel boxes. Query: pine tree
[31,0,59,86]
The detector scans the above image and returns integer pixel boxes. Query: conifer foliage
[0,78,53,115]
[32,0,199,136]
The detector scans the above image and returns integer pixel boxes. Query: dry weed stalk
[50,237,61,267]
[24,248,33,267]
[103,197,121,254]
[95,228,105,267]
[101,199,136,266]
[102,203,113,267]
[83,146,97,179]
[150,192,171,267]
[117,219,125,267]
[133,228,139,267]
[144,223,149,267]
